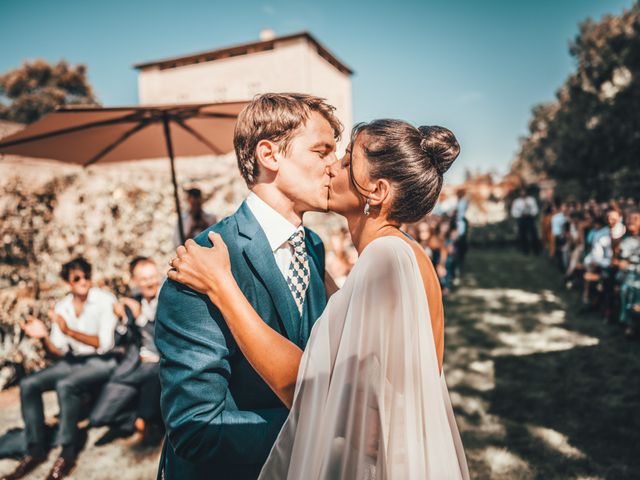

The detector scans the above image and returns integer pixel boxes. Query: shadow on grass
[445,248,640,480]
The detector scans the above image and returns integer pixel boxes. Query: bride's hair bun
[350,119,461,223]
[417,126,460,176]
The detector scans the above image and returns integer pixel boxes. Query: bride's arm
[168,232,301,409]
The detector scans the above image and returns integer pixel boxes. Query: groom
[155,93,342,479]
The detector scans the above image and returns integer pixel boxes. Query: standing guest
[551,201,568,270]
[416,221,433,257]
[617,210,640,337]
[511,188,540,254]
[6,257,118,480]
[455,188,470,271]
[541,204,554,257]
[326,230,353,288]
[89,257,163,447]
[174,187,218,246]
[433,221,453,294]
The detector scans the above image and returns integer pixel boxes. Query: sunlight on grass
[492,327,599,356]
[526,424,586,460]
[483,447,533,479]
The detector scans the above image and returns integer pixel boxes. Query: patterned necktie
[286,229,310,315]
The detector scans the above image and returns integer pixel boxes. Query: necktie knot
[288,229,306,254]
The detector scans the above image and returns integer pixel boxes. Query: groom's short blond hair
[234,93,342,187]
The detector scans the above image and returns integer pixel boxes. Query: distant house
[134,30,353,146]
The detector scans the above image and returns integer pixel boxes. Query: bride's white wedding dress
[259,236,470,479]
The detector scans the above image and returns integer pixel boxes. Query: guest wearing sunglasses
[6,257,118,480]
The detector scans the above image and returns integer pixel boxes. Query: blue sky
[0,0,633,182]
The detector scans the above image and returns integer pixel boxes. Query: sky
[0,0,634,182]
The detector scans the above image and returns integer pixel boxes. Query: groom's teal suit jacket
[155,201,327,479]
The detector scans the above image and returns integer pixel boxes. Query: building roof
[133,31,353,76]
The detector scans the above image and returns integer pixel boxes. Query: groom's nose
[326,156,338,177]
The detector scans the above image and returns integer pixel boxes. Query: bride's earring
[364,199,370,216]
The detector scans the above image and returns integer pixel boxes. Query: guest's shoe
[94,426,134,446]
[1,454,46,480]
[45,457,75,480]
[129,422,164,450]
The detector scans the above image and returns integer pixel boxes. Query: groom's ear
[255,139,280,174]
[368,178,392,207]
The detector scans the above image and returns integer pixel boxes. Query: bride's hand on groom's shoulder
[168,231,232,303]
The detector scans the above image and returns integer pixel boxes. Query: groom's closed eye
[311,142,335,159]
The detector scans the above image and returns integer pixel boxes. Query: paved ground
[0,390,160,479]
[1,248,638,479]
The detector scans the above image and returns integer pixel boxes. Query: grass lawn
[447,248,640,480]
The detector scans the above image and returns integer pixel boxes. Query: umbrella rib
[194,113,239,119]
[0,112,146,149]
[174,119,224,155]
[83,120,151,167]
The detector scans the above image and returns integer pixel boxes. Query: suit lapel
[235,202,300,343]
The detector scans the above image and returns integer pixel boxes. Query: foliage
[512,3,640,200]
[0,59,99,124]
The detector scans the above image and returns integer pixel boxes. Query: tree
[512,3,640,200]
[0,59,99,124]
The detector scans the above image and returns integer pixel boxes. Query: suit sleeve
[155,277,288,466]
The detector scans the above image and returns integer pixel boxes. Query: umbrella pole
[162,114,185,244]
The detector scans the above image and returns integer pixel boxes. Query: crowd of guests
[5,256,163,480]
[512,189,640,340]
[327,189,470,296]
[542,197,640,338]
[2,185,219,480]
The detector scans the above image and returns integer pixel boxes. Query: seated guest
[617,210,640,337]
[7,257,118,480]
[583,208,626,320]
[89,256,163,446]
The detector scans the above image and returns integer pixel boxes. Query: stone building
[134,30,353,148]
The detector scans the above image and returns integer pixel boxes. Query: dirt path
[0,391,161,479]
[1,248,638,479]
[447,249,640,480]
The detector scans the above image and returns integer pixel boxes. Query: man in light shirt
[511,188,540,254]
[8,257,117,480]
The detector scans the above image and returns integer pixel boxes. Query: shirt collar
[62,287,97,306]
[246,192,301,252]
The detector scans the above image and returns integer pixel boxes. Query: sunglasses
[70,274,89,283]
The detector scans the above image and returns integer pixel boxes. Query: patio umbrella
[0,101,247,243]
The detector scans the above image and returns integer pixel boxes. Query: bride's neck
[346,213,402,255]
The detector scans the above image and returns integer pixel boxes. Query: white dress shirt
[511,196,539,218]
[51,287,118,355]
[245,192,303,278]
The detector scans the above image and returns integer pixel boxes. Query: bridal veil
[259,236,469,479]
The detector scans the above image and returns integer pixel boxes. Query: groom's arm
[155,278,288,465]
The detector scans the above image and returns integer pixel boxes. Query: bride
[168,119,470,479]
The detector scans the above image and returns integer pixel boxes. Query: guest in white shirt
[511,188,541,255]
[13,257,118,480]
